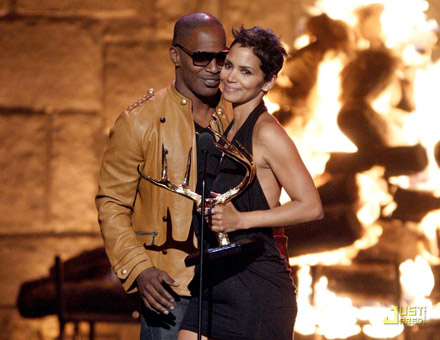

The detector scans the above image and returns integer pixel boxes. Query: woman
[179,26,324,340]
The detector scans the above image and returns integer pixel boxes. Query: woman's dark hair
[231,26,287,81]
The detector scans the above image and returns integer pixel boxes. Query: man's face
[174,26,227,101]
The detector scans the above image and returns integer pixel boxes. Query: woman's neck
[229,96,264,139]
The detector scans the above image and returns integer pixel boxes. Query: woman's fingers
[197,207,217,215]
[210,191,220,197]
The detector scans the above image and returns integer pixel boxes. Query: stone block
[0,308,58,340]
[49,112,103,232]
[0,0,11,16]
[149,0,227,41]
[103,16,156,43]
[0,19,102,112]
[0,113,48,229]
[102,0,226,43]
[15,0,152,17]
[104,41,174,128]
[225,0,300,46]
[150,0,191,40]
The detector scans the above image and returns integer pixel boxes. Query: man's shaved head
[172,12,224,46]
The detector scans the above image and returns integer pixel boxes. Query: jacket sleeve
[95,112,153,293]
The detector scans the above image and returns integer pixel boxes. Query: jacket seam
[113,245,146,271]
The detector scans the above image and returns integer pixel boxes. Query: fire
[294,257,436,339]
[275,0,440,338]
[400,256,434,304]
[314,277,362,339]
[263,97,280,115]
[312,0,436,51]
[288,167,387,268]
[419,210,440,259]
[361,306,404,339]
[295,266,362,339]
[356,167,391,225]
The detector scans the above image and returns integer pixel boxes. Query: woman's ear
[263,75,277,92]
[169,46,179,67]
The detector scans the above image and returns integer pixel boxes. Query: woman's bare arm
[210,115,323,233]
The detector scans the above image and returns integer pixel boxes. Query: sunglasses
[174,44,229,67]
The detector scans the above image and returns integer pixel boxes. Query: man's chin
[198,87,220,99]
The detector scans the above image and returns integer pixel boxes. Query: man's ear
[169,46,179,67]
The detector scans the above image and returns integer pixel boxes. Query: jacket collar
[168,82,233,126]
[168,82,192,104]
[169,82,225,108]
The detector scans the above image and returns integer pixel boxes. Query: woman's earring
[262,88,268,93]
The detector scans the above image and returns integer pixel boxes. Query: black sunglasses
[174,43,229,67]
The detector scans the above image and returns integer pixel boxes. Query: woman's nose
[226,69,236,82]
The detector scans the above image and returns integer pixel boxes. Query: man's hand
[136,267,179,314]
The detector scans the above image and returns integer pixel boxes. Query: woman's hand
[208,201,246,234]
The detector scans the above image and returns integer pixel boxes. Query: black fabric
[181,102,297,340]
[192,122,220,247]
[194,122,217,197]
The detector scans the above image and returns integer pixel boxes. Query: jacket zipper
[135,231,158,245]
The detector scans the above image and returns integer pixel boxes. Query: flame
[420,210,440,259]
[278,53,357,180]
[408,60,440,192]
[311,56,358,154]
[400,256,434,304]
[294,34,313,50]
[295,266,318,335]
[314,277,362,339]
[311,0,435,49]
[294,256,436,339]
[380,1,436,52]
[295,266,404,339]
[398,256,436,325]
[361,306,404,338]
[281,0,440,338]
[356,167,392,224]
[263,97,280,114]
[387,60,440,192]
[295,266,362,338]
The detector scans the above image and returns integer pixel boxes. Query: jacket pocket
[135,231,158,246]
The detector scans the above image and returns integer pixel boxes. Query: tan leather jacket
[96,84,232,295]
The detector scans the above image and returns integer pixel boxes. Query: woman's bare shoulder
[254,112,291,144]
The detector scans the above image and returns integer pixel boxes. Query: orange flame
[279,0,440,338]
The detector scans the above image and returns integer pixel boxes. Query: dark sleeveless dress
[180,102,297,340]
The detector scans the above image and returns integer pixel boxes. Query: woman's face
[220,44,268,106]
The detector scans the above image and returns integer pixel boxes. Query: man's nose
[205,59,221,73]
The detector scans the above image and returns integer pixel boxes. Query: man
[95,12,232,340]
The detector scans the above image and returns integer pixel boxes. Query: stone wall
[0,1,305,339]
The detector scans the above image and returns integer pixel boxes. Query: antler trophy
[137,128,258,266]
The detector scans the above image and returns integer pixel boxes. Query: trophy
[137,128,259,267]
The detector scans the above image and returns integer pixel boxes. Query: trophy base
[184,238,260,267]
